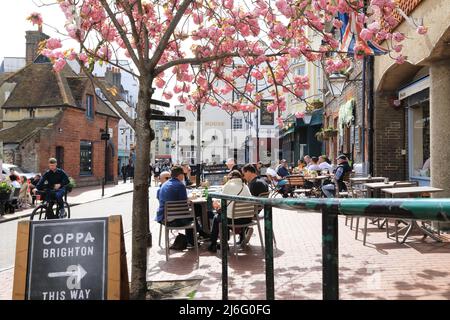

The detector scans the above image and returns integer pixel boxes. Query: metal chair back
[164,200,194,222]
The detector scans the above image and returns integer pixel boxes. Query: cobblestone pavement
[1,187,449,300]
[146,208,450,300]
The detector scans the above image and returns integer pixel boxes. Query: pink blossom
[223,0,234,10]
[416,26,428,35]
[332,19,343,29]
[53,58,66,73]
[295,112,305,119]
[393,44,403,53]
[392,32,405,42]
[360,29,374,41]
[395,55,406,64]
[163,92,173,100]
[393,99,401,107]
[27,12,43,26]
[155,77,166,89]
[79,53,88,64]
[46,38,62,50]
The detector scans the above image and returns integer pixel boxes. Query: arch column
[430,59,450,230]
[430,59,450,196]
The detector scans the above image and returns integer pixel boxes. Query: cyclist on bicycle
[35,158,70,219]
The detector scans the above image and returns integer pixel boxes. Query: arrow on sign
[48,264,87,290]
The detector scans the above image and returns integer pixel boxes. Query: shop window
[86,94,94,119]
[409,100,430,179]
[80,141,93,175]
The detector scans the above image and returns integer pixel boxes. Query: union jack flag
[338,12,388,56]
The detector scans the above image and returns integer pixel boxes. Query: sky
[0,0,68,59]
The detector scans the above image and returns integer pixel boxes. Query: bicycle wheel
[53,202,70,219]
[63,201,71,219]
[30,205,46,221]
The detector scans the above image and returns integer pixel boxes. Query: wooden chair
[265,175,281,198]
[159,200,199,264]
[285,175,312,197]
[228,201,264,257]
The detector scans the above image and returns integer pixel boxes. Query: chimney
[105,67,122,89]
[25,29,49,64]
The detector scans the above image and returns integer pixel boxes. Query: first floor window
[80,141,93,175]
[409,100,430,179]
[232,118,243,130]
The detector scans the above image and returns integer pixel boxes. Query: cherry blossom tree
[28,0,425,299]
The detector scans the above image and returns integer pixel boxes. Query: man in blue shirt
[276,159,290,178]
[322,155,352,198]
[156,166,202,246]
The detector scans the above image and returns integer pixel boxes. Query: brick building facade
[0,30,120,187]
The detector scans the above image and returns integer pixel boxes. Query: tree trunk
[130,81,151,299]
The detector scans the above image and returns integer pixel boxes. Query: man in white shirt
[319,155,333,173]
[10,175,21,188]
[304,155,312,169]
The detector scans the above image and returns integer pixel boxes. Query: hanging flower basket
[315,128,338,141]
[307,99,323,112]
[323,128,338,139]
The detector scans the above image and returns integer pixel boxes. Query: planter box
[0,191,11,201]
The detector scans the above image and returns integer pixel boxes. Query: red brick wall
[386,0,425,32]
[36,107,119,187]
[373,92,407,180]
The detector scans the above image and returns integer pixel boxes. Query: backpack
[169,233,187,251]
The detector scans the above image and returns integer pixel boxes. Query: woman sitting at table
[308,157,321,171]
[208,170,254,253]
[318,155,333,173]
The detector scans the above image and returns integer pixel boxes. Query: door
[56,146,64,169]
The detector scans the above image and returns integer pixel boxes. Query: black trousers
[209,213,253,245]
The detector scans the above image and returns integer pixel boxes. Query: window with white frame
[232,118,243,129]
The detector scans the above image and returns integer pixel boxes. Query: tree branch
[78,60,136,130]
[148,0,194,71]
[98,0,141,69]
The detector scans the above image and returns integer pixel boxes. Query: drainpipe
[368,55,375,175]
[361,57,367,174]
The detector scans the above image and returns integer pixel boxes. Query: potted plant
[315,129,325,141]
[0,182,13,201]
[323,127,338,139]
[66,177,76,193]
[306,99,323,112]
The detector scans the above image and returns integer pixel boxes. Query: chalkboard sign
[13,215,129,300]
[26,218,107,300]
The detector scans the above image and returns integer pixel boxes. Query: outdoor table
[364,181,400,198]
[381,186,444,243]
[304,175,330,181]
[350,176,385,183]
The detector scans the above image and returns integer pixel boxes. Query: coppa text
[41,232,96,259]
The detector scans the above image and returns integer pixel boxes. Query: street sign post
[12,215,128,300]
[101,133,110,140]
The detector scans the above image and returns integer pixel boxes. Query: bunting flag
[338,12,388,56]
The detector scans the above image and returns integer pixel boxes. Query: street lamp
[327,73,347,97]
[303,113,313,125]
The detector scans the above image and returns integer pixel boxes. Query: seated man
[241,164,269,244]
[155,166,205,248]
[276,159,291,197]
[36,158,70,219]
[322,155,352,198]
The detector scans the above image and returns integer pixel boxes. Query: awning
[280,127,295,138]
[310,109,323,126]
[155,155,172,159]
[296,108,323,127]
